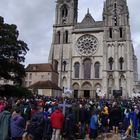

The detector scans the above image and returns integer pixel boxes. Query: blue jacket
[90,114,98,130]
[129,111,139,130]
[10,113,25,138]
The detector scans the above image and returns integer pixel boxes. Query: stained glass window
[83,59,91,79]
[95,62,100,78]
[74,62,80,78]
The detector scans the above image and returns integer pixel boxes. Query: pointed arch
[73,83,80,89]
[82,82,92,89]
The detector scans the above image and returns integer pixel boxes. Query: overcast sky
[0,0,140,76]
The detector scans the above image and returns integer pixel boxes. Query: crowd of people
[0,95,140,140]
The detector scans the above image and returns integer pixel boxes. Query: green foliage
[0,16,29,84]
[0,85,33,97]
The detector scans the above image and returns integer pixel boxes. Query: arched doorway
[82,82,92,98]
[73,83,79,98]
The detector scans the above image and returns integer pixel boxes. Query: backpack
[43,117,53,140]
[27,112,45,139]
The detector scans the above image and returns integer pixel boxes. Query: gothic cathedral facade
[48,0,138,98]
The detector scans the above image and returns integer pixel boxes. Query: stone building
[48,0,138,98]
[24,63,62,96]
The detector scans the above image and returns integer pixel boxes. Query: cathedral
[48,0,138,98]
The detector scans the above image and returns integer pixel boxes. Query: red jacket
[50,109,64,129]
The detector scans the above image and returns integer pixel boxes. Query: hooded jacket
[0,110,11,140]
[10,113,25,138]
[50,109,64,129]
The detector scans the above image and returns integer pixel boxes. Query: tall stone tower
[49,0,138,98]
[49,0,78,89]
[103,0,138,98]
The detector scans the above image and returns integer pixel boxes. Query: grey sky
[0,0,140,76]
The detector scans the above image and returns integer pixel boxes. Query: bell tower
[102,0,136,98]
[103,0,131,41]
[55,0,78,25]
[103,0,129,27]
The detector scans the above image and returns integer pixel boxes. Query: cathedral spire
[87,8,89,14]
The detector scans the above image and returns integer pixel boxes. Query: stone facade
[48,0,138,98]
[24,63,58,87]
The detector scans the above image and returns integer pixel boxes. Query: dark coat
[0,110,11,140]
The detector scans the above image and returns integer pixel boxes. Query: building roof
[28,80,62,90]
[26,63,54,72]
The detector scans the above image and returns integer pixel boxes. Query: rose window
[76,34,98,56]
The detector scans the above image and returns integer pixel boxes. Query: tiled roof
[26,63,53,72]
[28,80,62,90]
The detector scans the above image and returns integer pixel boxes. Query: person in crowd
[26,106,45,140]
[64,107,75,140]
[89,110,98,139]
[10,108,26,140]
[109,103,122,134]
[0,100,6,112]
[79,104,86,139]
[50,107,64,140]
[0,104,11,140]
[128,107,138,137]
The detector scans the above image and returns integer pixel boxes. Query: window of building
[120,27,123,38]
[95,62,100,78]
[29,81,32,86]
[29,73,32,79]
[83,59,91,79]
[114,3,117,9]
[108,57,114,70]
[109,28,112,38]
[74,62,80,78]
[62,5,68,24]
[54,60,58,71]
[62,5,68,18]
[63,31,68,43]
[119,57,124,70]
[56,31,61,44]
[63,61,67,71]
